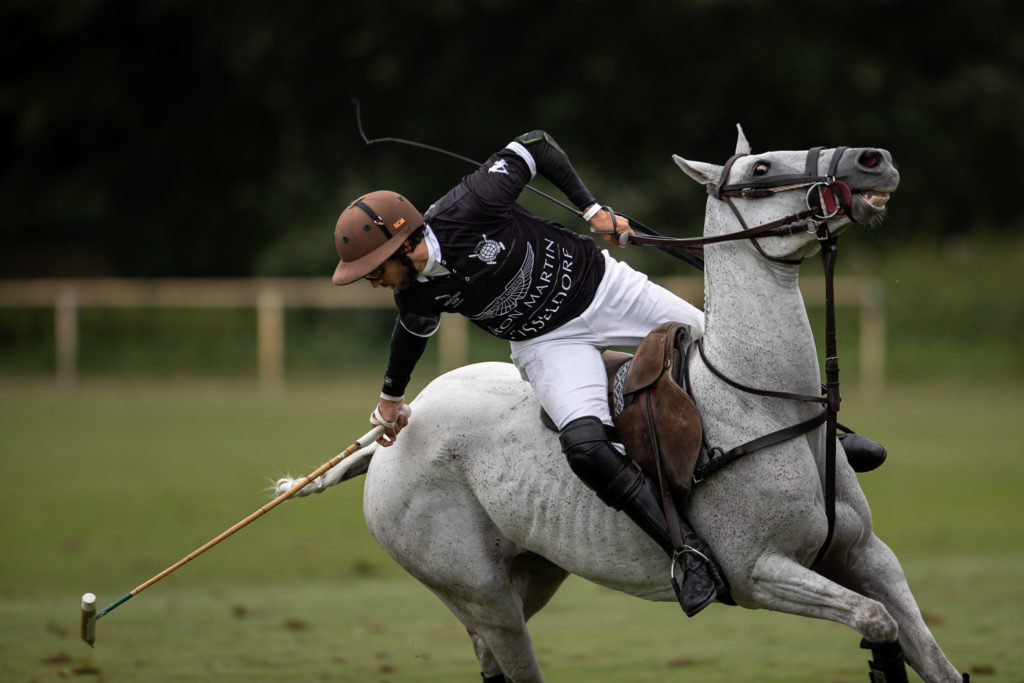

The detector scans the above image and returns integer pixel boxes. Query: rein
[352,102,850,567]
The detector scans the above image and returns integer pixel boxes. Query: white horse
[281,129,967,682]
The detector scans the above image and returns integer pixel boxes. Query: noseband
[712,146,851,214]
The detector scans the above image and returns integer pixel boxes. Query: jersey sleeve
[457,130,597,218]
[509,130,597,211]
[381,312,436,398]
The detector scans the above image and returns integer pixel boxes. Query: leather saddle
[604,321,702,509]
[542,321,703,511]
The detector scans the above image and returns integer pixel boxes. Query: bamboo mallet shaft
[80,421,389,646]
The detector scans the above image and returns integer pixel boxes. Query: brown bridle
[657,146,854,570]
[620,146,853,263]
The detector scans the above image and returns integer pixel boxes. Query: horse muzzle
[843,148,900,223]
[849,185,898,223]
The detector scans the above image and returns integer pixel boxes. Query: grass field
[1,376,1022,682]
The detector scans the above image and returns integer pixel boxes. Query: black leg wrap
[481,673,506,683]
[560,416,730,616]
[860,639,909,683]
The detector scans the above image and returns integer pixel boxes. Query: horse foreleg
[748,552,899,643]
[838,534,964,683]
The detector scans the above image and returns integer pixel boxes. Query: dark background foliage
[3,0,1023,278]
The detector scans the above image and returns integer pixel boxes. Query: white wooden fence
[0,276,884,392]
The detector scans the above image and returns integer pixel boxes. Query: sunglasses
[363,264,385,282]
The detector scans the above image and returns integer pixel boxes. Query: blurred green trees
[2,0,1023,278]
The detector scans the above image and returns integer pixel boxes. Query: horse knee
[855,599,899,644]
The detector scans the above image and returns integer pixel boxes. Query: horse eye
[753,162,770,176]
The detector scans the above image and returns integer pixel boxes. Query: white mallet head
[80,592,97,647]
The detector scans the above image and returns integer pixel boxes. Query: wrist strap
[582,203,603,221]
[370,405,397,430]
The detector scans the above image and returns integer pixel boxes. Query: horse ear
[735,123,751,155]
[673,154,722,186]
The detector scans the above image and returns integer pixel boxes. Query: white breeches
[510,252,704,431]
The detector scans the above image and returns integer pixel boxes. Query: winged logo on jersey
[469,244,534,321]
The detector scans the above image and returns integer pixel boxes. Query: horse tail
[270,443,378,499]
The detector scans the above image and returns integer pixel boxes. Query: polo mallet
[79,406,409,647]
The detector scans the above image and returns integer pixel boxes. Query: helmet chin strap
[394,228,426,281]
[396,250,420,282]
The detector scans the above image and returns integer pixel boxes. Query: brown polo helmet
[332,190,422,285]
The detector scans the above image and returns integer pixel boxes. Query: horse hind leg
[464,553,570,682]
[748,553,899,644]
[433,581,543,683]
[369,492,549,680]
[406,538,565,682]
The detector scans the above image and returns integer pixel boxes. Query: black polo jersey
[396,146,605,340]
[381,136,606,398]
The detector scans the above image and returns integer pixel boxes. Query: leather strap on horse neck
[709,147,848,568]
[688,338,828,482]
[686,226,842,568]
[686,238,842,568]
[812,230,841,569]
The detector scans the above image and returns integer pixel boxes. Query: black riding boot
[559,416,728,616]
[839,425,888,473]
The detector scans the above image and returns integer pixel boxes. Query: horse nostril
[859,151,882,169]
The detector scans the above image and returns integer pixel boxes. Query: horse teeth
[862,192,890,208]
